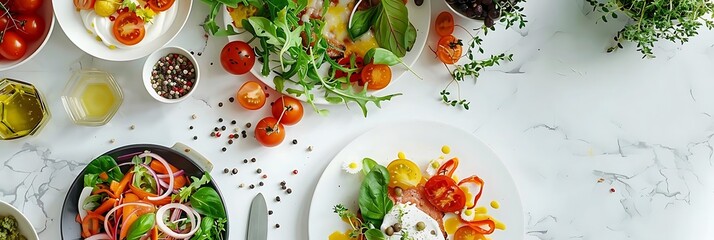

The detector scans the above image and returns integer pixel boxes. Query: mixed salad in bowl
[74,151,226,240]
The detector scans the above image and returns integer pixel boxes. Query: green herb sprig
[587,0,714,58]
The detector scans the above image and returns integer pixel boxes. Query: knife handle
[171,142,214,172]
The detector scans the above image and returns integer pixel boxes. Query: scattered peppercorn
[223,168,229,173]
[292,169,298,175]
[216,132,222,137]
[262,174,267,179]
[243,159,248,163]
[245,122,252,128]
[610,188,616,193]
[218,118,223,122]
[259,182,264,186]
[193,136,198,140]
[268,210,273,215]
[191,114,197,119]
[307,146,313,152]
[257,168,262,174]
[249,184,255,189]
[232,168,238,174]
[275,224,280,228]
[231,120,237,125]
[275,196,281,202]
[189,126,194,130]
[280,181,286,186]
[281,186,287,190]
[229,97,235,102]
[211,132,216,137]
[218,102,224,107]
[286,188,292,194]
[130,125,135,130]
[239,183,245,188]
[150,53,196,99]
[292,139,298,144]
[228,139,234,144]
[214,127,220,131]
[251,157,256,162]
[222,147,227,152]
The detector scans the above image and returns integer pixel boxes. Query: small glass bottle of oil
[61,70,123,126]
[0,79,51,140]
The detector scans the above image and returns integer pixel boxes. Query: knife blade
[247,193,268,240]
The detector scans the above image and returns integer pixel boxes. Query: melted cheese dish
[318,0,379,58]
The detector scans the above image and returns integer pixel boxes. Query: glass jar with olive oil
[61,70,123,126]
[0,79,50,140]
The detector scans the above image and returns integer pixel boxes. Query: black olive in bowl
[444,0,515,27]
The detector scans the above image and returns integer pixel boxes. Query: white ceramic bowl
[52,0,192,61]
[142,46,199,103]
[0,0,55,71]
[0,200,39,240]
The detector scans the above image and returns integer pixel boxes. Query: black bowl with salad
[60,144,229,240]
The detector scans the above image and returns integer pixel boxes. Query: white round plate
[53,0,192,61]
[308,121,524,240]
[223,2,430,104]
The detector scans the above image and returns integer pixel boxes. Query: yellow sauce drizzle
[490,201,500,209]
[441,145,451,154]
[397,151,406,159]
[474,206,488,214]
[329,230,354,240]
[444,217,461,235]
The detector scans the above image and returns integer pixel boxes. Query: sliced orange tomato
[386,159,422,189]
[436,35,463,64]
[437,157,459,177]
[361,64,392,90]
[435,11,455,37]
[112,11,145,46]
[462,220,496,235]
[147,0,175,12]
[236,81,266,110]
[454,225,488,240]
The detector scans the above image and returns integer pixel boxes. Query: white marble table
[2,0,714,239]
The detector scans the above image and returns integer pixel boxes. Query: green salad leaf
[349,6,380,40]
[127,213,155,240]
[85,156,124,183]
[358,164,393,228]
[373,0,412,57]
[361,158,379,176]
[175,173,212,202]
[190,187,227,219]
[364,229,386,240]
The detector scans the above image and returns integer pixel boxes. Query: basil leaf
[349,6,379,40]
[190,187,227,219]
[404,22,417,52]
[373,0,411,57]
[364,229,386,240]
[361,158,379,176]
[364,48,401,66]
[127,213,155,240]
[83,174,100,188]
[190,217,215,240]
[358,165,393,228]
[85,156,124,183]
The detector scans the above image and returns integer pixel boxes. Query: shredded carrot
[94,198,117,215]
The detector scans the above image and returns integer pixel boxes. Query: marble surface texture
[1,0,714,239]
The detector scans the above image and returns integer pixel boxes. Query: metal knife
[247,193,268,240]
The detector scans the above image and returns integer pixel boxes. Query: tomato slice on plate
[112,12,145,46]
[454,225,489,240]
[387,159,422,189]
[437,35,463,64]
[424,175,466,212]
[148,0,175,12]
[236,81,266,110]
[361,63,392,90]
[435,11,455,37]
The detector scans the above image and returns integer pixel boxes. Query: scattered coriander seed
[286,188,292,194]
[223,168,229,173]
[218,102,224,107]
[239,183,245,188]
[109,139,115,144]
[232,168,238,174]
[275,224,280,228]
[251,157,257,162]
[430,230,436,235]
[191,114,197,119]
[222,147,227,152]
[231,120,237,125]
[245,122,252,128]
[189,126,194,130]
[268,210,273,215]
[193,136,198,140]
[218,118,223,122]
[256,168,262,174]
[307,146,313,152]
[249,184,255,189]
[292,139,298,144]
[275,196,281,202]
[243,159,249,163]
[259,182,264,186]
[229,97,235,102]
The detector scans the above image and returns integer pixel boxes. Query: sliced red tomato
[437,157,459,177]
[437,35,463,64]
[424,175,466,212]
[73,0,95,10]
[147,0,175,12]
[458,175,484,209]
[454,225,489,240]
[335,56,364,85]
[112,12,145,46]
[361,64,392,90]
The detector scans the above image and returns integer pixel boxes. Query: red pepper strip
[92,188,117,199]
[81,211,105,238]
[462,219,496,234]
[458,175,484,209]
[437,157,459,177]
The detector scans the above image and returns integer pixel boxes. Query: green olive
[394,187,403,197]
[416,221,426,231]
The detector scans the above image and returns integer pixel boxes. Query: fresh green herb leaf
[83,174,100,188]
[82,195,102,211]
[361,158,379,176]
[175,173,212,202]
[190,187,227,219]
[85,156,124,183]
[349,6,380,40]
[358,165,393,228]
[373,0,411,57]
[365,229,386,240]
[127,213,155,240]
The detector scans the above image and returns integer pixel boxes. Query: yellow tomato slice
[387,159,422,189]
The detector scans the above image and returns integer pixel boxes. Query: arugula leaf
[273,76,286,92]
[349,6,379,40]
[373,0,410,57]
[175,173,212,202]
[246,17,281,45]
[85,156,124,183]
[358,165,393,228]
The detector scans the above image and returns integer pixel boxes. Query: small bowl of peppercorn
[445,0,515,27]
[142,46,200,104]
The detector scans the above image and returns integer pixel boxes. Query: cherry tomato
[437,35,463,64]
[147,0,175,12]
[361,64,392,90]
[435,11,455,37]
[271,96,304,125]
[387,159,422,189]
[424,175,466,213]
[0,15,9,30]
[220,41,255,75]
[454,226,488,240]
[15,14,44,42]
[13,0,42,13]
[236,81,266,110]
[335,56,364,85]
[74,0,96,10]
[255,117,285,147]
[0,31,27,60]
[112,11,145,46]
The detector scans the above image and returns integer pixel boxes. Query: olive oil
[80,83,116,118]
[62,70,123,126]
[0,79,50,140]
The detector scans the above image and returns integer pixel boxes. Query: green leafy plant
[85,155,124,183]
[587,0,714,58]
[190,187,227,219]
[126,213,155,240]
[439,0,527,110]
[358,164,393,228]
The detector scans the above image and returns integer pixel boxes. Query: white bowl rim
[142,46,200,104]
[0,1,56,72]
[0,200,39,240]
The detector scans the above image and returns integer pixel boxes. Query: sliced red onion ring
[157,170,184,178]
[140,164,163,195]
[117,152,143,160]
[156,203,201,239]
[138,152,174,201]
[103,202,154,240]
